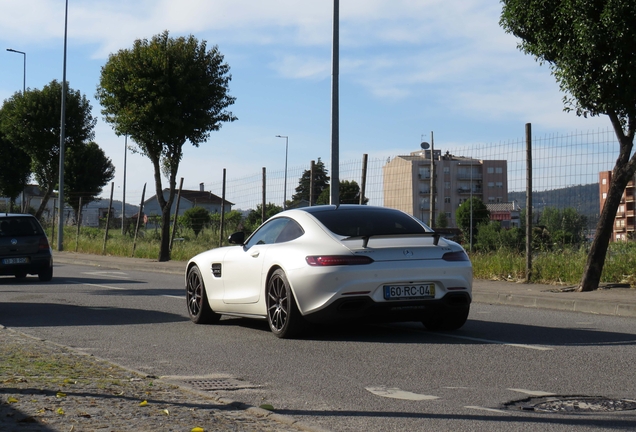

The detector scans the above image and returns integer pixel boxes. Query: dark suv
[0,213,53,281]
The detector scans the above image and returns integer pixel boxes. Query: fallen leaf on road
[139,400,148,407]
[56,392,67,398]
[56,408,65,415]
[191,428,204,432]
[7,397,18,403]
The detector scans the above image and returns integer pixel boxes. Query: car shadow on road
[211,316,636,349]
[0,302,186,327]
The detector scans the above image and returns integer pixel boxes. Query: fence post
[170,177,184,252]
[75,197,82,252]
[310,160,315,206]
[219,169,226,248]
[102,182,114,255]
[525,123,533,283]
[262,167,266,223]
[132,183,146,257]
[360,154,368,205]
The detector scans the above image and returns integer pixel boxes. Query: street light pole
[57,0,69,251]
[275,135,288,210]
[6,48,26,93]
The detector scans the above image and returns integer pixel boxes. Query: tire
[186,265,221,324]
[266,269,304,338]
[38,267,53,282]
[422,307,469,331]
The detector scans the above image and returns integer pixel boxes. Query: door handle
[251,252,260,258]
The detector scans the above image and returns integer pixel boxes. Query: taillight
[39,236,50,251]
[442,251,469,262]
[306,255,374,266]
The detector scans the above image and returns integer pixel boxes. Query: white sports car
[185,205,472,338]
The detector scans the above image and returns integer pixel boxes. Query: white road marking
[82,271,130,279]
[83,283,126,290]
[163,295,184,300]
[508,388,556,397]
[465,406,508,414]
[436,333,554,351]
[366,386,439,401]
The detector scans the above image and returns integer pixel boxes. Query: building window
[444,197,451,204]
[496,182,503,188]
[487,167,494,174]
[488,197,495,203]
[445,212,452,219]
[495,167,503,174]
[443,167,450,174]
[444,181,451,189]
[603,192,607,199]
[487,182,494,188]
[602,178,607,185]
[496,197,503,203]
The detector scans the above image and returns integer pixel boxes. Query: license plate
[2,257,29,265]
[384,284,435,300]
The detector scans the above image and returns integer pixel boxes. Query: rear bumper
[303,291,471,324]
[0,253,52,276]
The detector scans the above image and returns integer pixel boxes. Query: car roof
[294,204,402,215]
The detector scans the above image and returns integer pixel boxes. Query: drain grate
[182,377,258,391]
[505,396,636,413]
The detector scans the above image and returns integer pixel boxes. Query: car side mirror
[228,231,245,245]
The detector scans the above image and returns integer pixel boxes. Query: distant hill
[509,183,600,227]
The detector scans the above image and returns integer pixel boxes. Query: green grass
[470,242,636,286]
[53,225,636,286]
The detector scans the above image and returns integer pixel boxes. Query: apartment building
[383,150,508,227]
[599,171,635,241]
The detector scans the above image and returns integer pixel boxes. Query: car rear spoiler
[342,232,441,248]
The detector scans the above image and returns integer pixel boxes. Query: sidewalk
[53,250,636,319]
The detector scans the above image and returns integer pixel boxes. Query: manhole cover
[183,378,258,391]
[505,396,636,413]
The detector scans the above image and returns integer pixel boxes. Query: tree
[500,0,636,291]
[316,180,368,205]
[291,158,329,206]
[96,31,237,261]
[436,212,449,228]
[0,80,96,219]
[245,203,283,229]
[64,142,115,222]
[538,207,588,246]
[0,129,31,211]
[455,197,490,247]
[180,206,211,238]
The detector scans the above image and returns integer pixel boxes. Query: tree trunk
[578,114,636,291]
[35,184,54,221]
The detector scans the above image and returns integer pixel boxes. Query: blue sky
[0,0,611,206]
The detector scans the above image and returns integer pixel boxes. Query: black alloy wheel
[186,265,220,324]
[266,269,304,338]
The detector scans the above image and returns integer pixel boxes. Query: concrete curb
[473,292,636,318]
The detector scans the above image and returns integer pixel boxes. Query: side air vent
[211,263,222,278]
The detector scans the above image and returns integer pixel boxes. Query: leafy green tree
[316,180,368,205]
[64,142,115,222]
[0,80,96,219]
[501,0,636,291]
[436,212,448,229]
[245,203,283,229]
[0,129,31,211]
[291,158,329,206]
[96,31,237,261]
[475,221,525,252]
[456,198,490,247]
[180,206,211,238]
[538,207,588,246]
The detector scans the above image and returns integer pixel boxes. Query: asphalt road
[1,263,635,431]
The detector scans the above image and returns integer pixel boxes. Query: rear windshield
[311,208,428,237]
[0,217,45,237]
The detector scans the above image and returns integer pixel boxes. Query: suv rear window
[0,217,45,237]
[311,208,428,237]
